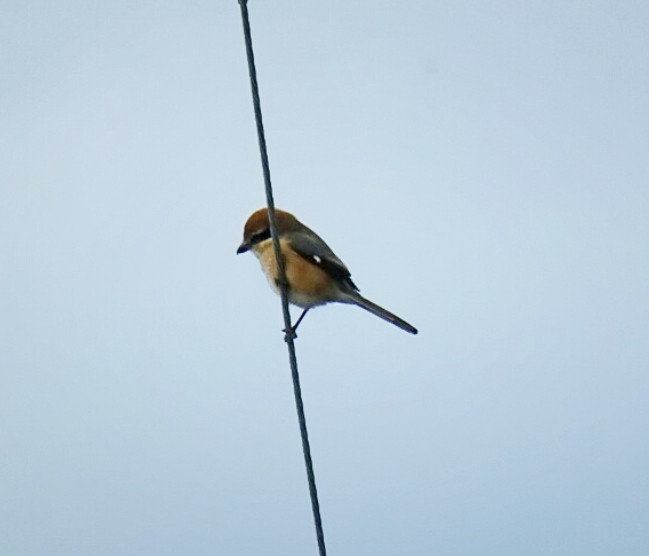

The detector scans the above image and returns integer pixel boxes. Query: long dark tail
[346,292,418,334]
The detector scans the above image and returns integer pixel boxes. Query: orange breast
[255,238,337,308]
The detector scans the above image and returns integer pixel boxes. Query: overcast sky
[2,2,648,555]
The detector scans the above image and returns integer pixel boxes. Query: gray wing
[286,228,359,290]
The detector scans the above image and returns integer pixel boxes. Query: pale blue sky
[2,2,648,555]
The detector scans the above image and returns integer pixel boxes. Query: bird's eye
[250,228,271,244]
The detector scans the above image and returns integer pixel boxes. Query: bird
[236,208,417,336]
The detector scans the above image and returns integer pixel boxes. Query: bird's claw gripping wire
[283,326,298,342]
[282,308,310,342]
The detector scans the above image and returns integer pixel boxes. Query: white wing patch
[313,255,322,264]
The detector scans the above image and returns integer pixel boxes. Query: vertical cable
[237,2,327,554]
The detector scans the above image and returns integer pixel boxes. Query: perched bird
[236,208,417,335]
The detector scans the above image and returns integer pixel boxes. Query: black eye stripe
[250,228,271,244]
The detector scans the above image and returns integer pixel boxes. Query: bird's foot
[283,326,297,342]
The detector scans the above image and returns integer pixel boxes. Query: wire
[237,2,327,554]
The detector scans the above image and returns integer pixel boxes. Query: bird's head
[236,208,298,255]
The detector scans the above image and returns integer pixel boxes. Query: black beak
[236,241,250,255]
